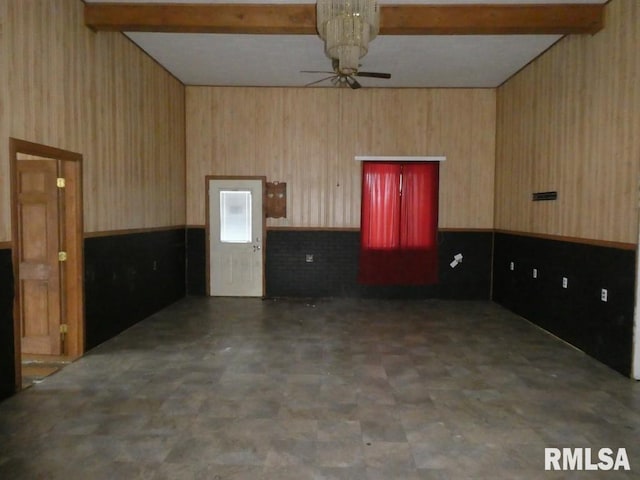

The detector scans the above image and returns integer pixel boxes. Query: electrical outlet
[509,261,515,271]
[601,288,608,302]
[562,277,568,289]
[533,268,538,279]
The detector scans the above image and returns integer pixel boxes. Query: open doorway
[10,138,84,390]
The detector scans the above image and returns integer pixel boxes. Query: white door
[209,178,264,297]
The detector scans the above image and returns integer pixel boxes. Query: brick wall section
[265,230,493,299]
[186,228,207,296]
[84,229,186,349]
[186,228,493,299]
[493,232,635,376]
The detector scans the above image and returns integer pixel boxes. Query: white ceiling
[84,0,607,88]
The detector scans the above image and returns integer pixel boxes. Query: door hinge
[58,251,68,262]
[59,324,68,334]
[56,177,66,188]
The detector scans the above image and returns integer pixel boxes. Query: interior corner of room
[1,0,639,402]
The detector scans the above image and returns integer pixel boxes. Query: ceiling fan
[302,59,391,89]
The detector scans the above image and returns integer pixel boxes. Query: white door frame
[205,175,266,297]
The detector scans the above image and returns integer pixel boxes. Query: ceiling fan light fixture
[317,0,379,74]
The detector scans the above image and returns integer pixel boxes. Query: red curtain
[400,163,439,249]
[360,163,401,248]
[358,162,439,285]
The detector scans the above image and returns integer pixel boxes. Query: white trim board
[354,156,446,162]
[633,206,640,379]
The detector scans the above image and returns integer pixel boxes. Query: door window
[220,190,252,243]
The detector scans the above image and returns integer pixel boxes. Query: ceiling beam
[85,3,316,34]
[84,3,604,36]
[382,4,604,35]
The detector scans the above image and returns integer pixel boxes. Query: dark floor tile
[0,297,638,479]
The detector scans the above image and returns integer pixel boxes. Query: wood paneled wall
[186,87,496,229]
[0,0,186,242]
[496,0,640,244]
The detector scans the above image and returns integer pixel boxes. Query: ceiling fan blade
[332,76,342,86]
[346,76,362,90]
[355,72,392,79]
[305,75,336,87]
[300,70,335,74]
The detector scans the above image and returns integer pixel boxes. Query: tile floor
[0,297,639,479]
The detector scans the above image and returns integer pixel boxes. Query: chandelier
[316,0,380,75]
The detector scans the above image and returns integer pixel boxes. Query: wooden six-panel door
[16,159,63,355]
